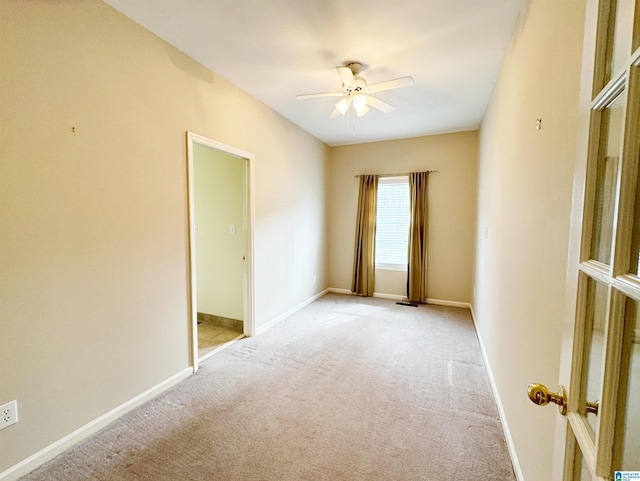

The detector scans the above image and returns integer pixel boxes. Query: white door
[529,1,640,480]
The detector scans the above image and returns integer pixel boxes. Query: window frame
[374,175,410,272]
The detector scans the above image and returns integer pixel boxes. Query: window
[375,176,409,270]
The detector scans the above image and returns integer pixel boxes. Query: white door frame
[186,131,256,372]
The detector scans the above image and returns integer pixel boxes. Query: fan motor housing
[344,76,367,93]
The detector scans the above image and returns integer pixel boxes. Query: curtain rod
[353,170,439,178]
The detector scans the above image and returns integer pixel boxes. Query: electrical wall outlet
[0,400,18,430]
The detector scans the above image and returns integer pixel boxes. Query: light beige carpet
[21,293,516,480]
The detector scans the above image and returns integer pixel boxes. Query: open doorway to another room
[186,132,255,371]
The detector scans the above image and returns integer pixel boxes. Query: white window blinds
[375,176,409,270]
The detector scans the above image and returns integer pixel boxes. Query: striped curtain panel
[352,175,378,296]
[407,172,429,303]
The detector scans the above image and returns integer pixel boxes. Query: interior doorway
[186,132,255,372]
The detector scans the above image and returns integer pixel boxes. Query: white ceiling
[103,0,527,146]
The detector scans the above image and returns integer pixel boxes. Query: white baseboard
[469,305,524,481]
[373,292,404,300]
[327,287,351,295]
[256,289,329,335]
[327,288,472,310]
[0,367,192,481]
[327,288,404,301]
[426,298,471,309]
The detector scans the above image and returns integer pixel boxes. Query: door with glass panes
[528,1,640,480]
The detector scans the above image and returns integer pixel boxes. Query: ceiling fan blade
[367,76,414,94]
[367,96,394,113]
[336,66,356,88]
[296,91,343,99]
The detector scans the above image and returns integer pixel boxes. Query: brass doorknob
[528,383,567,415]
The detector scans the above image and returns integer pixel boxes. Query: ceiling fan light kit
[297,61,413,118]
[353,93,368,114]
[335,97,351,115]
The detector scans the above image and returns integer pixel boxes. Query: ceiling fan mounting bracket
[345,61,364,75]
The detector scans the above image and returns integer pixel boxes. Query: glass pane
[609,0,635,79]
[582,277,607,438]
[573,442,593,481]
[590,92,626,264]
[614,296,640,471]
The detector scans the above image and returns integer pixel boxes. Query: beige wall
[194,145,246,321]
[473,1,586,479]
[0,0,327,473]
[327,132,478,303]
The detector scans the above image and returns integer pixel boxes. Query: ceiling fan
[296,62,414,118]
